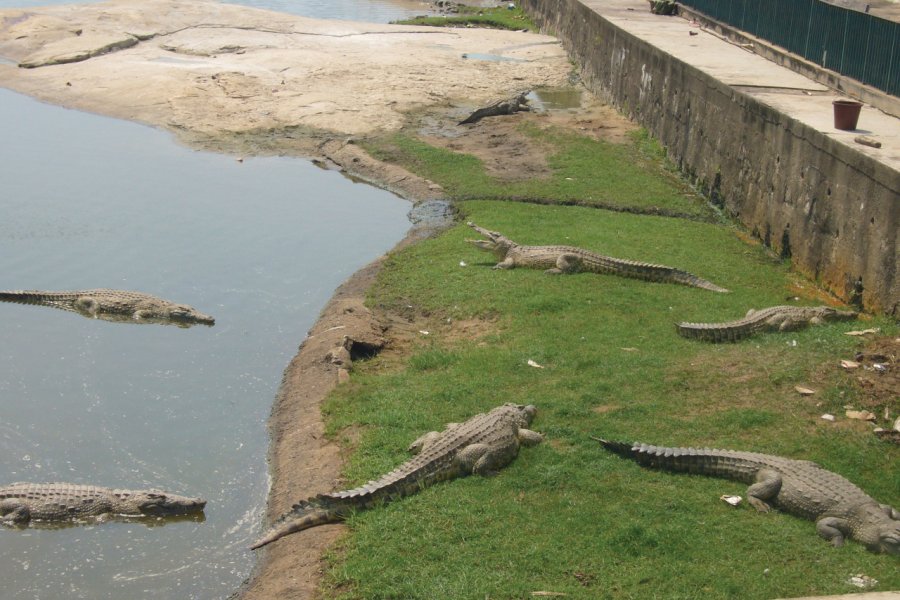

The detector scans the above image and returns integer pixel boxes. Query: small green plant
[393,5,537,32]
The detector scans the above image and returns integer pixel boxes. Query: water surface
[0,77,409,600]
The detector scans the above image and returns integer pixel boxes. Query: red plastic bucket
[833,99,862,130]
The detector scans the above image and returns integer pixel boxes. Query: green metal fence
[677,0,899,96]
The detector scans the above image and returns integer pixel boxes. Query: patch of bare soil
[840,336,900,444]
[416,92,638,182]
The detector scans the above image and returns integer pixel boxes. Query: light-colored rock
[0,0,570,143]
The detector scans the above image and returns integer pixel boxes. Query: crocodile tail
[668,271,729,293]
[0,291,55,305]
[592,438,638,457]
[676,320,751,343]
[249,496,343,550]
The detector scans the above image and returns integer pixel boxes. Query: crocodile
[0,482,207,525]
[459,91,530,125]
[250,403,542,550]
[596,439,900,555]
[676,305,858,342]
[0,289,215,327]
[466,222,728,292]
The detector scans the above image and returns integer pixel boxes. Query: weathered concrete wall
[522,0,899,315]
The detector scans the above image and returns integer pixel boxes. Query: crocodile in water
[0,482,206,525]
[676,305,857,342]
[250,403,542,549]
[0,289,215,327]
[596,439,900,554]
[466,222,728,292]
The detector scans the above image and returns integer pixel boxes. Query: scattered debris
[459,260,467,267]
[853,135,882,149]
[874,428,900,444]
[820,413,836,422]
[873,362,888,373]
[845,409,876,421]
[794,385,816,396]
[527,359,544,369]
[840,359,860,369]
[720,494,742,506]
[620,347,639,352]
[846,573,878,589]
[845,327,880,336]
[418,330,430,335]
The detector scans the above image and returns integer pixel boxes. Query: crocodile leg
[0,499,31,524]
[73,296,103,317]
[816,516,852,547]
[493,258,516,270]
[745,468,782,512]
[456,442,521,476]
[880,504,900,520]
[546,253,583,275]
[518,429,543,446]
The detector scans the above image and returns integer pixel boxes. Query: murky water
[0,0,414,590]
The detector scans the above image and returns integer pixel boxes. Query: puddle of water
[0,84,410,599]
[462,52,527,62]
[527,87,583,110]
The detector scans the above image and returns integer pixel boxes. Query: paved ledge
[523,0,899,314]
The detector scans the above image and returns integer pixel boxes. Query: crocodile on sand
[677,305,858,342]
[250,403,542,549]
[596,439,900,555]
[0,289,215,327]
[0,482,207,525]
[459,91,530,125]
[466,222,728,292]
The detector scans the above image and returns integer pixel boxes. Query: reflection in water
[0,289,217,328]
[7,511,207,531]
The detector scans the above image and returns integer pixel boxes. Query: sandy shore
[0,2,572,598]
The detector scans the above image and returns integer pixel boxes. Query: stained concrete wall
[522,0,899,315]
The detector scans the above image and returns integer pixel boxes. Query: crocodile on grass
[677,305,858,342]
[596,439,900,555]
[0,483,206,525]
[0,289,215,327]
[250,403,542,549]
[466,222,728,292]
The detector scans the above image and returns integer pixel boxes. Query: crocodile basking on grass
[250,403,542,549]
[0,289,215,327]
[466,222,728,292]
[596,439,900,555]
[676,305,857,342]
[0,483,206,525]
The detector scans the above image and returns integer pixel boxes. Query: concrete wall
[521,0,899,315]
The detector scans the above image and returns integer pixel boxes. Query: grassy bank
[393,5,537,32]
[319,123,898,598]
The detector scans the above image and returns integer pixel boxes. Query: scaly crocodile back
[0,482,206,522]
[515,245,729,292]
[251,404,539,549]
[676,305,857,342]
[597,440,878,519]
[0,289,215,325]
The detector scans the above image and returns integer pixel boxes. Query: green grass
[318,130,899,598]
[363,125,715,219]
[393,5,537,32]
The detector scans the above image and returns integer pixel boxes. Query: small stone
[821,413,836,422]
[845,410,876,421]
[840,359,860,369]
[794,385,815,396]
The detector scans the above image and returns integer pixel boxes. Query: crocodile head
[131,490,207,516]
[500,403,537,427]
[466,222,516,259]
[814,307,859,322]
[166,304,216,326]
[854,504,900,555]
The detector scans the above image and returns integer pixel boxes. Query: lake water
[0,1,421,598]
